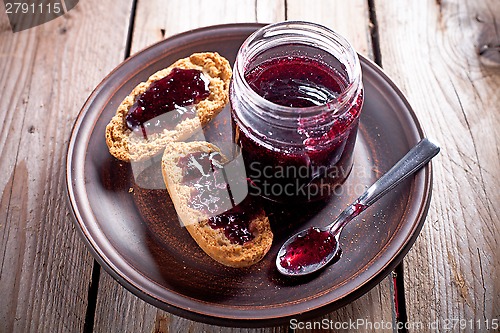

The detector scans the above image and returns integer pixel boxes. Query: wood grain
[129,0,285,55]
[286,0,373,59]
[0,1,133,332]
[375,0,500,331]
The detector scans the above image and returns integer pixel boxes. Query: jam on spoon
[279,227,337,272]
[277,138,440,276]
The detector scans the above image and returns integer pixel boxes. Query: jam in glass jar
[230,21,364,202]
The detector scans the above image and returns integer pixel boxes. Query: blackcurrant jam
[207,205,254,245]
[125,68,210,137]
[245,56,346,108]
[279,227,337,272]
[178,151,255,245]
[231,21,364,202]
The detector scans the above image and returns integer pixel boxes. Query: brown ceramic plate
[66,23,432,327]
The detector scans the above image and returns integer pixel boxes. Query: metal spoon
[276,138,440,276]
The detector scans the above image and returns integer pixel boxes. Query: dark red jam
[125,68,210,137]
[279,227,337,272]
[234,55,363,201]
[178,151,255,245]
[207,205,254,245]
[245,56,346,107]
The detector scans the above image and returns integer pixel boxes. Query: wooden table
[1,0,498,332]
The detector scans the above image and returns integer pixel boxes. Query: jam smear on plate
[125,68,210,137]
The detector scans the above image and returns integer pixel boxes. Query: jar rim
[235,21,363,117]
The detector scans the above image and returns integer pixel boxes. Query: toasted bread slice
[106,52,232,162]
[161,141,273,268]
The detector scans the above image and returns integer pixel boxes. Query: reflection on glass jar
[231,21,364,202]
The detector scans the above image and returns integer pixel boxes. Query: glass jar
[230,21,364,202]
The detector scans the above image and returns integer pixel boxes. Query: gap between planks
[82,0,139,331]
[366,0,409,330]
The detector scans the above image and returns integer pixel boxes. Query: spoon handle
[329,138,439,235]
[358,138,440,207]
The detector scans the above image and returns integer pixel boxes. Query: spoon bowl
[276,138,440,276]
[277,227,341,276]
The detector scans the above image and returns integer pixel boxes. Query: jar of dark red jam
[230,21,364,202]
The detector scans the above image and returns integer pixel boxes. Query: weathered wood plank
[0,1,133,332]
[286,0,373,59]
[375,0,500,331]
[130,0,286,55]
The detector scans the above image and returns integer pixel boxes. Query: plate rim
[66,23,432,327]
